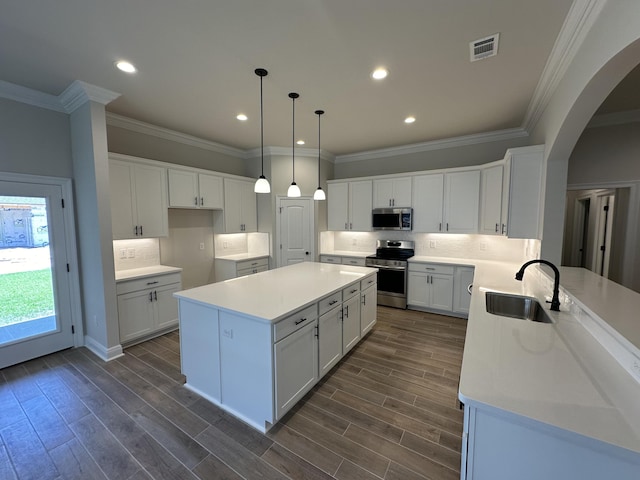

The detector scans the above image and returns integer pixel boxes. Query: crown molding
[244,146,335,162]
[522,0,606,134]
[335,128,528,164]
[106,112,245,159]
[59,80,120,113]
[586,109,640,128]
[0,80,66,112]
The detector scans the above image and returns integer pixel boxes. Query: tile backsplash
[113,238,160,271]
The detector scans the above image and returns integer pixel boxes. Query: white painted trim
[0,80,66,112]
[586,109,640,129]
[522,0,606,134]
[106,112,246,159]
[246,146,336,162]
[335,128,528,164]
[83,335,124,362]
[58,80,120,113]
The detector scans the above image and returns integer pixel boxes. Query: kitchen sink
[485,292,553,323]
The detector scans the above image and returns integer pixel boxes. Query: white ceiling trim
[59,80,120,113]
[522,0,606,134]
[106,112,245,159]
[587,109,640,128]
[245,146,336,162]
[0,80,66,113]
[335,128,529,164]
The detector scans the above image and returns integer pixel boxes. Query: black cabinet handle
[329,300,338,306]
[140,225,143,236]
[149,292,153,302]
[195,197,198,206]
[146,281,159,285]
[154,290,157,301]
[294,317,307,325]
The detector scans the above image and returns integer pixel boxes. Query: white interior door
[0,179,76,368]
[278,197,314,267]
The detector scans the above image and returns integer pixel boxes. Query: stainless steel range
[365,240,414,309]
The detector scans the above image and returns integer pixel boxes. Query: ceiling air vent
[470,33,499,62]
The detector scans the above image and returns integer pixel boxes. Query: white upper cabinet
[216,178,257,233]
[327,180,372,231]
[480,165,504,235]
[501,145,545,239]
[444,170,480,234]
[373,177,412,208]
[168,169,223,209]
[109,158,168,239]
[413,171,479,233]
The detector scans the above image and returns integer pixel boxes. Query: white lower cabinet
[116,272,182,344]
[342,293,361,354]
[407,263,454,312]
[453,267,475,315]
[318,305,343,377]
[274,318,318,420]
[215,256,269,282]
[360,283,377,336]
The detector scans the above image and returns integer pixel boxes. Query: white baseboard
[83,335,124,362]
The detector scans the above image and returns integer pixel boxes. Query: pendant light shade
[254,68,271,193]
[313,109,326,201]
[287,92,301,198]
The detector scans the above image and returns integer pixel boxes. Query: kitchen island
[174,262,377,432]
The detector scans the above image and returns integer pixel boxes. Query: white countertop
[320,250,373,258]
[458,260,640,455]
[214,253,269,262]
[174,262,377,323]
[409,255,475,266]
[115,265,182,282]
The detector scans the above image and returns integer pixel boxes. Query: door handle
[305,251,309,255]
[467,284,473,295]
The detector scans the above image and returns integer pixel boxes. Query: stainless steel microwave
[372,208,412,230]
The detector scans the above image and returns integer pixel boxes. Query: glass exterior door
[0,181,74,368]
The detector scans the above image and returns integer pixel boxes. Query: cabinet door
[240,180,257,232]
[412,174,444,232]
[319,306,343,377]
[222,178,244,232]
[133,164,168,238]
[444,170,480,234]
[360,284,377,336]
[429,273,454,311]
[505,148,544,239]
[342,295,361,353]
[168,169,199,208]
[392,177,412,207]
[199,173,224,209]
[373,179,394,208]
[349,180,372,231]
[154,283,180,330]
[274,320,318,419]
[109,160,137,239]
[117,289,154,343]
[480,165,503,235]
[453,267,474,315]
[328,183,349,231]
[407,271,428,307]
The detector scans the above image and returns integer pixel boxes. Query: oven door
[373,265,406,297]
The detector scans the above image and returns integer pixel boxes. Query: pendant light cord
[317,111,321,181]
[291,95,296,182]
[260,74,264,176]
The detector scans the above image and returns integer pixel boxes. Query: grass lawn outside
[0,269,55,327]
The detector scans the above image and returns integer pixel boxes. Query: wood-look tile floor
[0,307,466,480]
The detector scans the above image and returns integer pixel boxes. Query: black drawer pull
[294,318,307,325]
[328,300,338,306]
[350,289,357,294]
[146,281,159,285]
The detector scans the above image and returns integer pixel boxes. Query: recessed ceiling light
[296,140,305,145]
[115,60,137,74]
[372,68,388,80]
[404,116,416,124]
[236,114,248,121]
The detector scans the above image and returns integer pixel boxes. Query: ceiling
[0,0,579,156]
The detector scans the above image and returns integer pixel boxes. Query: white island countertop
[115,265,182,282]
[214,253,269,262]
[174,262,377,323]
[459,260,640,456]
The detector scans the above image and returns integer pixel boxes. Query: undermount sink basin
[485,292,553,323]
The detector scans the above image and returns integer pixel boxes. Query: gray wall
[0,98,72,177]
[333,136,530,179]
[107,125,245,176]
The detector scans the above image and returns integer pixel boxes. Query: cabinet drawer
[342,283,360,300]
[318,292,342,317]
[408,263,454,275]
[274,304,318,342]
[236,257,268,271]
[341,256,365,266]
[320,255,341,264]
[116,272,182,295]
[361,274,377,291]
[237,264,268,277]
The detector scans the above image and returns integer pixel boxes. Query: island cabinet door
[318,305,343,377]
[274,320,318,420]
[342,295,361,354]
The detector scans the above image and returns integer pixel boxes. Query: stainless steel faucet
[515,259,561,311]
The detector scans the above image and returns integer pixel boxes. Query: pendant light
[287,92,301,197]
[254,68,271,193]
[313,109,326,201]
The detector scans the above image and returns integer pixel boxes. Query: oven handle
[367,264,406,271]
